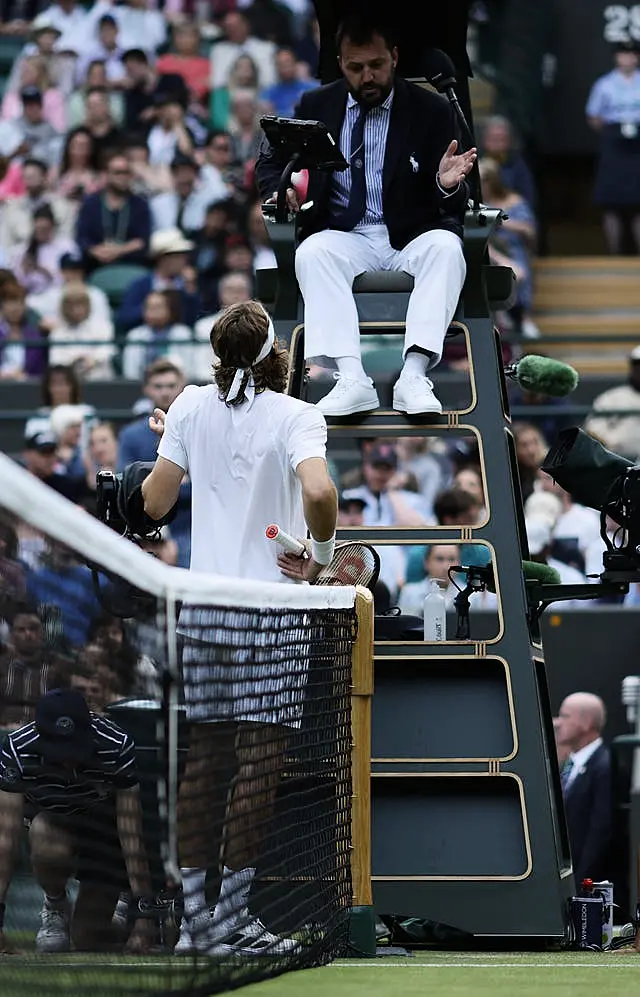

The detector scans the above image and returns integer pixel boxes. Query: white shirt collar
[569,737,603,773]
[346,88,394,111]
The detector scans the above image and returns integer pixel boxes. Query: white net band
[0,454,356,612]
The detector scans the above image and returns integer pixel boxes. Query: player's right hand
[148,408,166,437]
[277,551,323,583]
[0,929,17,954]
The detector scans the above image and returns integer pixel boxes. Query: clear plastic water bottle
[423,578,446,641]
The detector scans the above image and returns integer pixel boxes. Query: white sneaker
[209,913,301,958]
[316,374,379,417]
[174,910,214,955]
[112,892,130,937]
[36,895,71,953]
[392,374,442,415]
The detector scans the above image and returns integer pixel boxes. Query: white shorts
[179,609,310,727]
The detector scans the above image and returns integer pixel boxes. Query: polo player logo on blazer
[409,154,419,173]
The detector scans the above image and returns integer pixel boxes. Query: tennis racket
[266,524,380,590]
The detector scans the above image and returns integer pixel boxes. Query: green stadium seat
[0,36,26,75]
[88,263,150,309]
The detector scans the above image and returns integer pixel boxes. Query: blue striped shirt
[331,90,393,227]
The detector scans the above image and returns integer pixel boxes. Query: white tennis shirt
[157,384,328,583]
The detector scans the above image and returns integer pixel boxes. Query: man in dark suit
[556,692,612,887]
[255,12,476,418]
[312,0,474,126]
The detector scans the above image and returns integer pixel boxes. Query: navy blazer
[563,742,612,886]
[255,75,468,249]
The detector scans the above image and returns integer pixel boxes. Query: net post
[349,586,376,956]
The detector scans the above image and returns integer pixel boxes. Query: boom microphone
[423,47,480,208]
[522,560,562,585]
[504,355,579,398]
[423,47,457,94]
[466,560,561,593]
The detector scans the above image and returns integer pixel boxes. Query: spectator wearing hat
[0,688,153,954]
[342,442,432,527]
[586,42,640,254]
[151,153,220,236]
[122,289,196,381]
[35,0,102,54]
[97,0,167,55]
[0,283,47,380]
[28,249,111,325]
[22,430,84,501]
[75,149,151,271]
[1,54,66,132]
[7,16,75,98]
[10,203,76,295]
[585,346,640,458]
[117,227,200,332]
[0,157,75,251]
[13,85,62,168]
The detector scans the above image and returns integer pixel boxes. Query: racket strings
[315,542,379,589]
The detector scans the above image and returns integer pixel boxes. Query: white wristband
[311,534,336,565]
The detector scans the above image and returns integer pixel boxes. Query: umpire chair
[255,111,574,943]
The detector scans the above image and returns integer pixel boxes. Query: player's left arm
[142,456,185,520]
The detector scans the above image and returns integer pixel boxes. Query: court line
[327,957,639,971]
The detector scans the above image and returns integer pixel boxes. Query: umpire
[0,689,153,953]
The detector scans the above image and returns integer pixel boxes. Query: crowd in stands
[0,0,633,700]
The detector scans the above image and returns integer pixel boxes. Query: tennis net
[0,453,361,996]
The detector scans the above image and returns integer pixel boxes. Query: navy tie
[335,105,369,231]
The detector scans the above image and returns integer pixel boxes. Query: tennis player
[140,300,338,956]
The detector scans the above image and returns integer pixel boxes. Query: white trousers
[294,224,466,363]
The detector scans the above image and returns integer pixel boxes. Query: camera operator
[0,688,153,954]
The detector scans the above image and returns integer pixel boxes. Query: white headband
[225,307,276,404]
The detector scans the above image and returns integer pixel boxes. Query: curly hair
[210,300,289,405]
